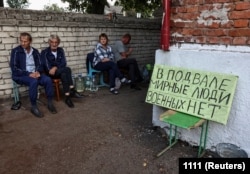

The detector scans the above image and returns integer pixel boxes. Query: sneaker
[65,98,74,108]
[121,77,131,84]
[110,88,119,95]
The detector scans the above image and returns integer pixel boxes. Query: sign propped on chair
[145,65,238,125]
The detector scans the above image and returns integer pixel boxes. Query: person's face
[20,36,31,50]
[122,37,130,45]
[100,36,108,46]
[49,38,60,51]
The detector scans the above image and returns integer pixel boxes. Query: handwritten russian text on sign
[146,65,238,125]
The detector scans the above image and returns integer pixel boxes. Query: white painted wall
[153,44,250,156]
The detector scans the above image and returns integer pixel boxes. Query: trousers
[51,67,74,94]
[94,61,123,88]
[13,74,54,106]
[117,58,142,84]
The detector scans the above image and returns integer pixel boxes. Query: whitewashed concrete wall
[153,44,250,156]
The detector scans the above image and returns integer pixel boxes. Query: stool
[157,110,209,158]
[52,79,61,101]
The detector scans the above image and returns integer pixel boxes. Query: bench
[11,80,47,110]
[146,64,238,158]
[12,79,61,110]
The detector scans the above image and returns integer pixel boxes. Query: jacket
[41,47,67,72]
[10,45,43,78]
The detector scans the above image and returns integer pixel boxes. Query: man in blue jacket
[41,34,82,108]
[10,32,57,118]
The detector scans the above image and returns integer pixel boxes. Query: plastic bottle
[91,75,98,92]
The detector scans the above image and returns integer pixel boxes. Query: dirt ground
[0,83,213,174]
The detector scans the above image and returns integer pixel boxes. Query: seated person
[112,33,143,90]
[93,33,129,95]
[10,32,57,118]
[41,34,82,108]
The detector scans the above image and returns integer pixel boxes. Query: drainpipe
[161,0,171,51]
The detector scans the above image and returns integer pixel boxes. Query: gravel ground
[0,83,211,174]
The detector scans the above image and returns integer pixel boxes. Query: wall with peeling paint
[153,0,250,156]
[170,0,250,45]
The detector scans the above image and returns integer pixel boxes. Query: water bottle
[91,75,98,92]
[76,74,84,92]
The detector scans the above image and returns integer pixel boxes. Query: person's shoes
[120,77,131,84]
[136,77,144,83]
[73,91,83,98]
[110,88,119,95]
[47,103,57,114]
[70,89,83,98]
[131,84,141,90]
[11,101,22,110]
[31,106,44,118]
[65,98,74,108]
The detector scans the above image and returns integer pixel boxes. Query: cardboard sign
[146,65,238,125]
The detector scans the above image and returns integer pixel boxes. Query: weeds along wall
[0,7,161,99]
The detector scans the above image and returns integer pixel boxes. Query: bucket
[216,143,248,158]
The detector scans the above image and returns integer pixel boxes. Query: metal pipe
[161,0,171,51]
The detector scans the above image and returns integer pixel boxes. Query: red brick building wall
[170,0,250,45]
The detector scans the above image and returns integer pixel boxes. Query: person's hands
[49,67,57,76]
[29,71,40,79]
[35,71,40,78]
[102,58,110,62]
[121,48,133,59]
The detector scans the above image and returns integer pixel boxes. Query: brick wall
[0,8,161,99]
[170,0,250,45]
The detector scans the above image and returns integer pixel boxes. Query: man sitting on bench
[10,32,57,118]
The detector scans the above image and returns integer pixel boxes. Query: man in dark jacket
[10,32,57,118]
[41,34,82,108]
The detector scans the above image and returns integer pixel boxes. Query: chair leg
[99,73,109,87]
[156,124,178,157]
[12,81,19,103]
[53,79,60,101]
[198,120,209,158]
